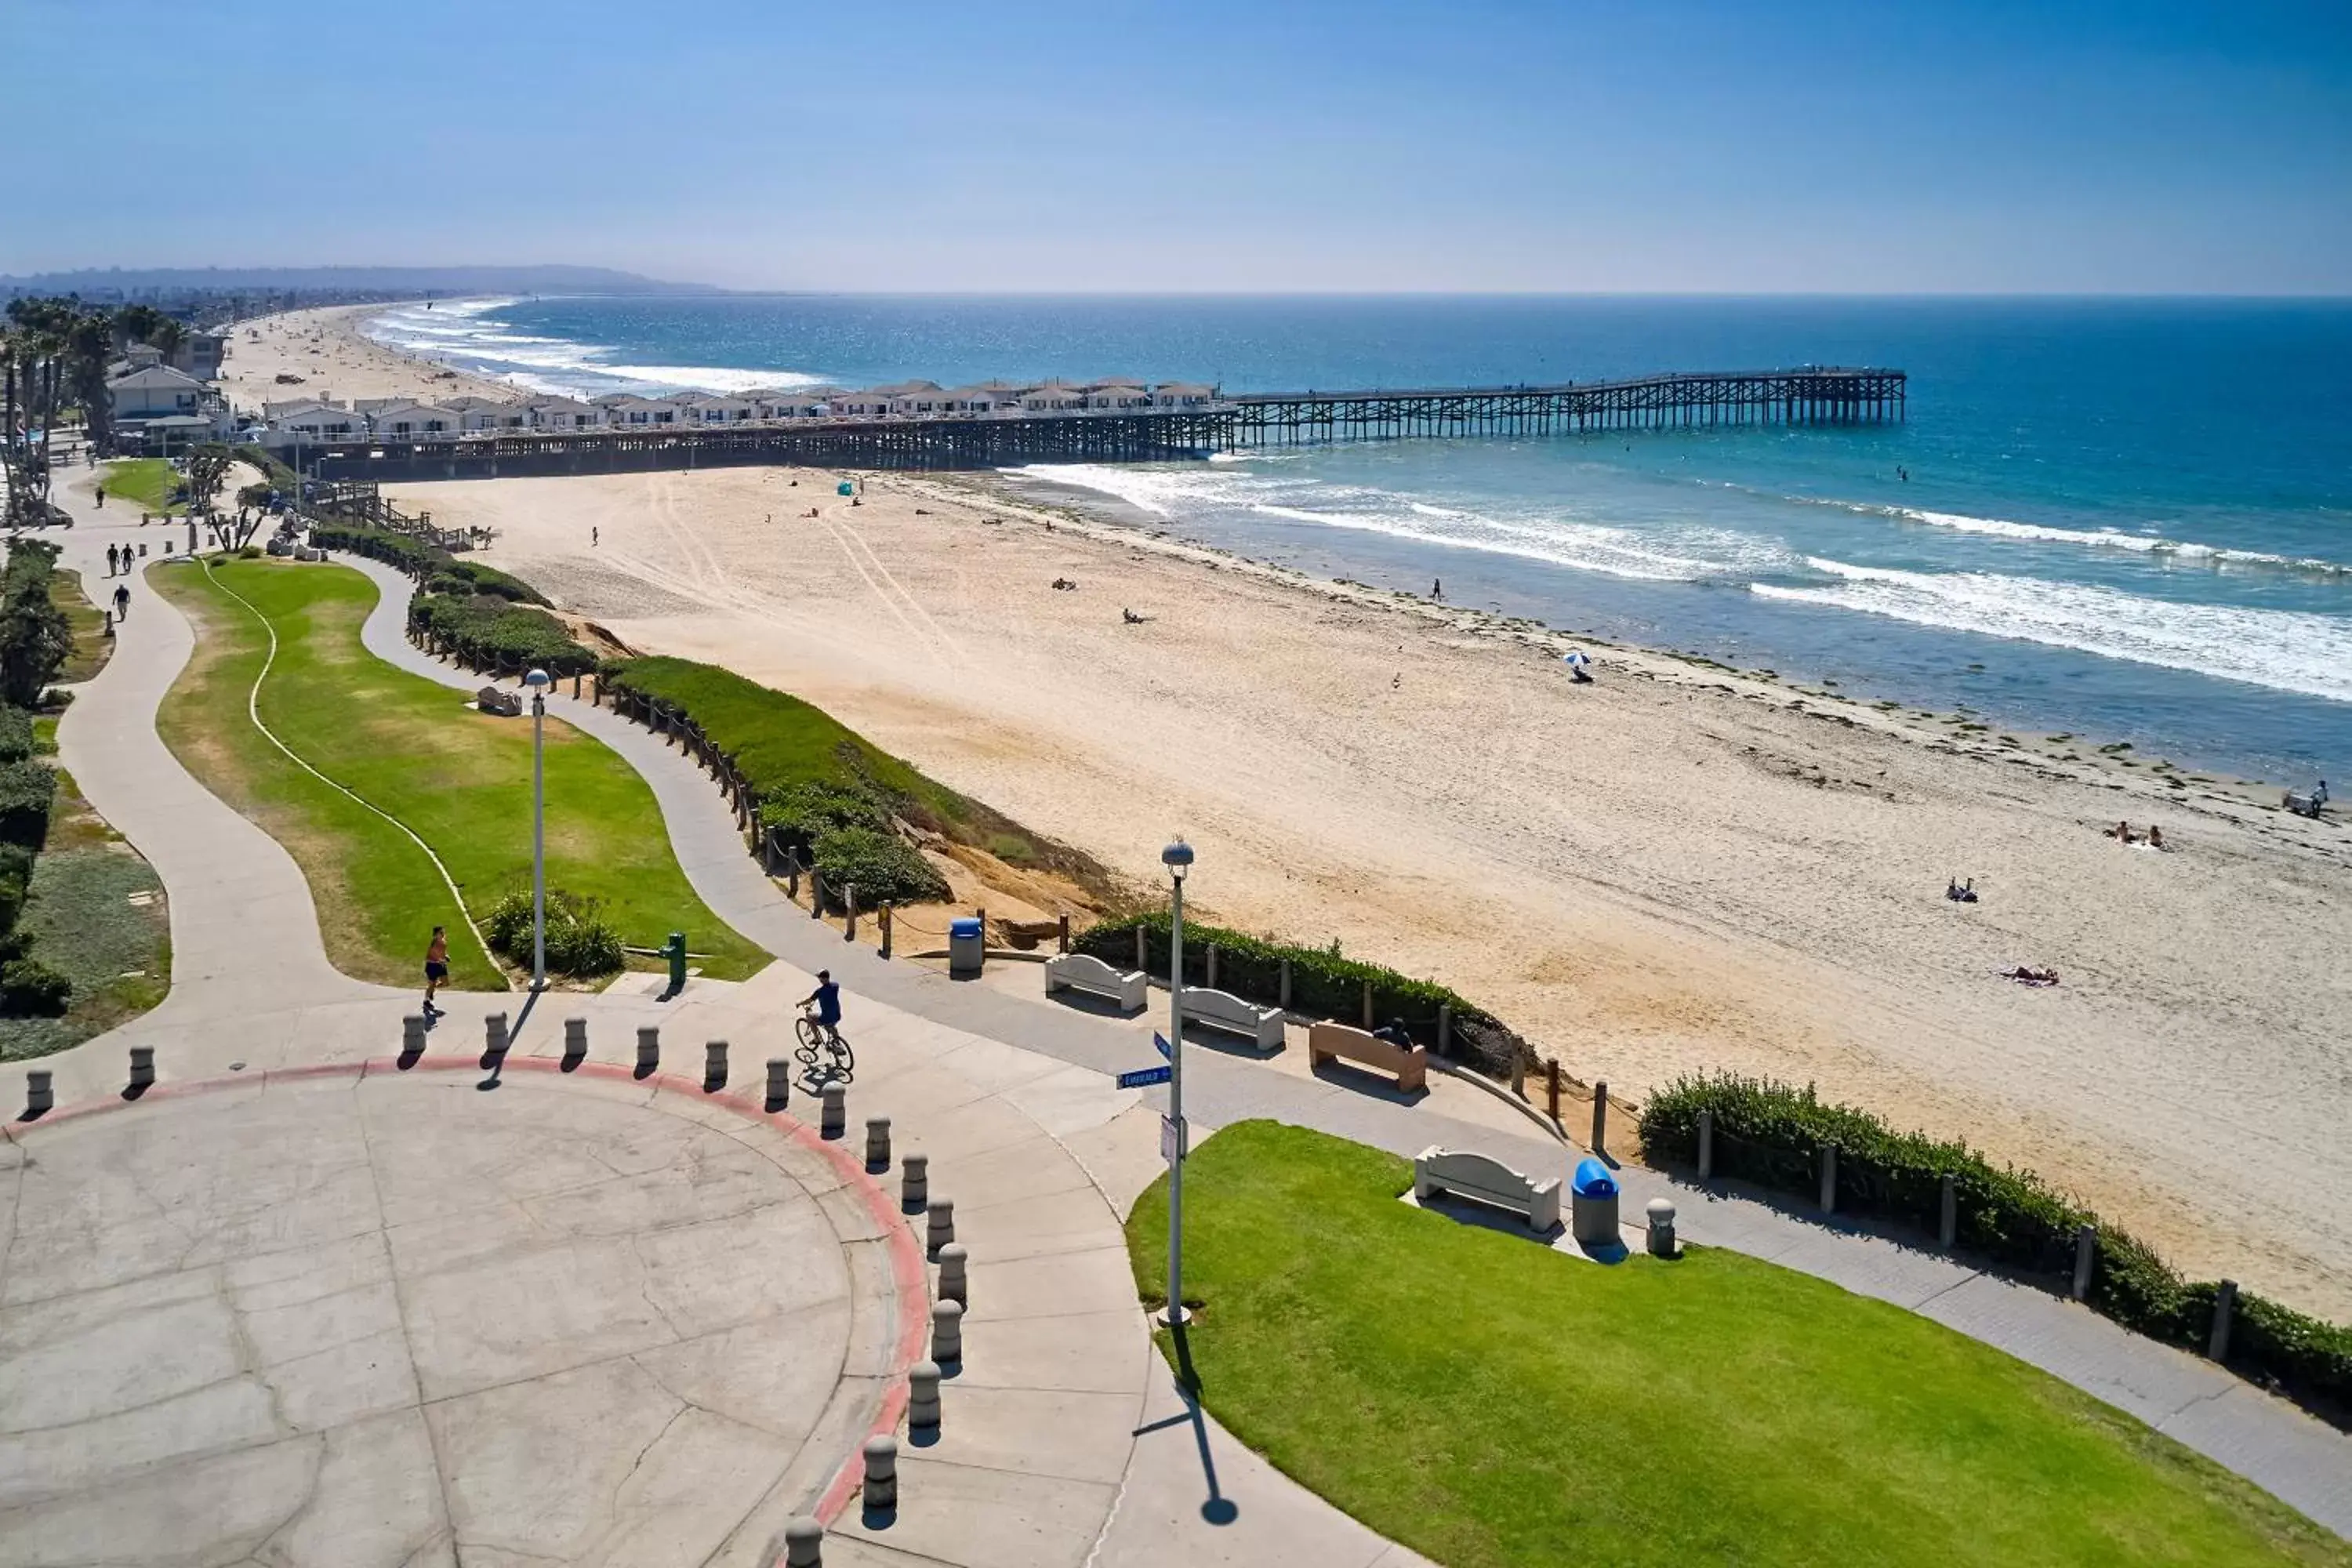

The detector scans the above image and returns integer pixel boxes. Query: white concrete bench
[1413,1145,1560,1232]
[1044,952,1148,1013]
[1178,985,1285,1051]
[1308,1021,1428,1091]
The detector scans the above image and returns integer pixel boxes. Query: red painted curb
[10,1048,931,1544]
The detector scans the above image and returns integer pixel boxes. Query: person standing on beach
[423,926,449,1015]
[591,526,598,548]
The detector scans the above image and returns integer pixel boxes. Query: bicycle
[794,1007,855,1086]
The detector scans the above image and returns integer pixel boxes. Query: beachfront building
[443,396,532,434]
[270,401,365,440]
[107,364,209,423]
[594,394,688,426]
[527,395,600,430]
[1152,382,1218,408]
[1021,383,1091,414]
[366,401,457,440]
[1084,380,1153,411]
[746,388,837,420]
[829,388,898,419]
[683,394,757,425]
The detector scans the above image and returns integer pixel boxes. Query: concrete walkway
[348,557,2352,1541]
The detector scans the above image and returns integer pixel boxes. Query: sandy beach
[267,306,2352,1319]
[218,303,515,413]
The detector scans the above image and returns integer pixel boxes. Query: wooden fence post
[2208,1280,2238,1362]
[1592,1082,1609,1152]
[1279,958,1291,1012]
[1697,1109,1715,1179]
[1360,978,1374,1029]
[1546,1059,1561,1121]
[1206,944,1218,991]
[1057,914,1069,953]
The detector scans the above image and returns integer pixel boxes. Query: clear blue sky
[5,0,2347,292]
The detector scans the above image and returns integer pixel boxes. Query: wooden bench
[1413,1146,1560,1232]
[1178,985,1286,1051]
[1044,952,1148,1013]
[1307,1021,1428,1091]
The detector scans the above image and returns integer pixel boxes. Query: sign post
[1160,840,1194,1328]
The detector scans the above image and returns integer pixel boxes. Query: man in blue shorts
[800,969,842,1043]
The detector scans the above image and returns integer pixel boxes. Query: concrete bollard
[24,1069,53,1117]
[636,1026,660,1075]
[930,1298,964,1364]
[1135,924,1148,975]
[908,1359,942,1432]
[1646,1197,1677,1258]
[1820,1143,1838,1213]
[704,1040,728,1091]
[1697,1109,1715,1179]
[782,1516,823,1566]
[484,1012,509,1059]
[901,1152,929,1212]
[765,1058,791,1112]
[1439,1001,1453,1059]
[935,1241,968,1306]
[562,1018,587,1067]
[1205,943,1218,991]
[1592,1081,1610,1152]
[862,1435,898,1513]
[401,1014,427,1060]
[1939,1172,1958,1248]
[865,1116,891,1169]
[927,1196,956,1257]
[2072,1223,2096,1301]
[821,1083,846,1140]
[128,1046,155,1091]
[844,884,858,941]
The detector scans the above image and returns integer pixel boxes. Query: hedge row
[1074,911,1527,1079]
[1642,1073,2352,1431]
[410,593,597,678]
[310,523,548,605]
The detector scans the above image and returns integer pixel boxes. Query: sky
[4,0,2348,293]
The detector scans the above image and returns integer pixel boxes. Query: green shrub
[410,593,595,677]
[758,780,891,853]
[1640,1073,2352,1430]
[1074,911,1527,1077]
[808,826,949,910]
[0,705,34,764]
[481,888,624,977]
[0,760,56,848]
[0,956,71,1016]
[0,540,72,708]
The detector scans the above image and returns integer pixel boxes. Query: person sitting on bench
[1372,1018,1414,1049]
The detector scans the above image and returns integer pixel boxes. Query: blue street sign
[1153,1032,1172,1060]
[1117,1064,1173,1090]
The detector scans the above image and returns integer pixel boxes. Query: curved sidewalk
[350,557,2352,1541]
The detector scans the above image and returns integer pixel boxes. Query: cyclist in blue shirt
[800,970,843,1042]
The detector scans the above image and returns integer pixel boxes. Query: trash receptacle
[1570,1156,1620,1247]
[949,916,984,978]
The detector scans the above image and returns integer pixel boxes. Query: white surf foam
[1755,558,2352,702]
[1813,498,2352,577]
[360,299,824,397]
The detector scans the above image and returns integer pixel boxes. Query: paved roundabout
[0,1062,920,1567]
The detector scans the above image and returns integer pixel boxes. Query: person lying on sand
[1945,877,1978,903]
[1123,608,1147,624]
[2001,965,2060,986]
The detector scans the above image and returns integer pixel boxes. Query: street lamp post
[525,668,550,990]
[1161,837,1194,1329]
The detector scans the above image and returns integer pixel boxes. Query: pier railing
[296,366,1904,481]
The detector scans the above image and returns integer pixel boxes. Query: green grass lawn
[1127,1123,2348,1568]
[0,763,170,1062]
[151,558,768,991]
[100,457,182,514]
[52,570,112,683]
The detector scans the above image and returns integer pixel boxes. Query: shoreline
[256,305,2352,1318]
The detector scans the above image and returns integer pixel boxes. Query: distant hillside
[0,264,719,297]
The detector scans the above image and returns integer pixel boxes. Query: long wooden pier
[299,366,1903,481]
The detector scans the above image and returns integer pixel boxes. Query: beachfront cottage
[833,388,898,419]
[683,394,757,424]
[366,401,457,440]
[747,388,837,420]
[871,380,946,416]
[442,396,531,433]
[1084,380,1152,410]
[1021,383,1090,413]
[526,396,599,430]
[1152,382,1218,408]
[597,394,686,426]
[106,364,208,422]
[270,401,364,440]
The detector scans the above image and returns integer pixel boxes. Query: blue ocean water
[365,296,2352,783]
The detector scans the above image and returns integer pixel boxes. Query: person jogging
[423,926,449,1015]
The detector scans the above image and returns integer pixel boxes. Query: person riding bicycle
[800,970,843,1044]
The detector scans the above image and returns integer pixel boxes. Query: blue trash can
[1570,1156,1621,1247]
[949,916,984,978]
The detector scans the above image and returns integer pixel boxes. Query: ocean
[364,295,2352,785]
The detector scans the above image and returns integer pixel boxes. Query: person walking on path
[423,926,449,1015]
[112,583,129,620]
[94,484,105,508]
[105,543,118,576]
